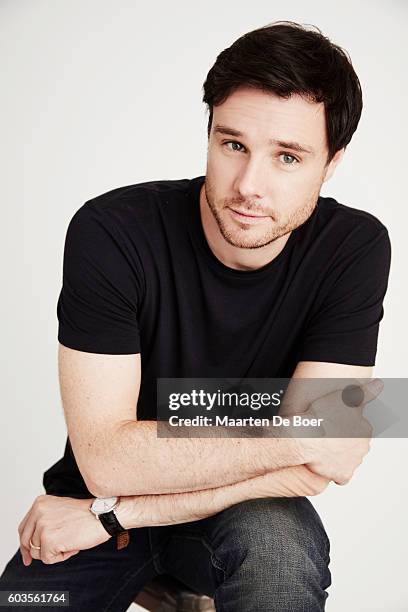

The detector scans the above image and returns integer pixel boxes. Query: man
[0,20,390,611]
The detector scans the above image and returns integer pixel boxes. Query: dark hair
[202,21,363,165]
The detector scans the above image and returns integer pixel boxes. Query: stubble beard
[204,178,321,249]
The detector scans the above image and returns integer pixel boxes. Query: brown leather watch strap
[116,530,130,550]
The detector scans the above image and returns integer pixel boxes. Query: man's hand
[282,379,383,486]
[18,495,110,566]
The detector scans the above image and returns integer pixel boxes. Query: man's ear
[322,148,345,183]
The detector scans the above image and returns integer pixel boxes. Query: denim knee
[210,497,331,610]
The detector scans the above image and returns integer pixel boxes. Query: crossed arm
[58,344,373,529]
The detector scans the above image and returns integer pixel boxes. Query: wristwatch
[89,496,126,537]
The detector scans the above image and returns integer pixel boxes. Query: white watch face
[92,496,118,514]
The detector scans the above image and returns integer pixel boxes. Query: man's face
[204,86,344,249]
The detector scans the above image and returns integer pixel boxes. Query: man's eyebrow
[213,124,315,155]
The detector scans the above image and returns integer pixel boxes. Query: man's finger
[20,517,39,560]
[341,378,383,411]
[27,528,43,562]
[18,505,34,536]
[359,378,384,404]
[18,509,36,567]
[20,546,32,566]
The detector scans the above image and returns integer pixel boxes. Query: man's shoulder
[317,195,389,240]
[64,176,200,256]
[84,176,195,214]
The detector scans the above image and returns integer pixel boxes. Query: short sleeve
[297,226,391,366]
[57,201,143,354]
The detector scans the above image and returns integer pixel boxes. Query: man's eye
[224,141,245,152]
[279,153,299,166]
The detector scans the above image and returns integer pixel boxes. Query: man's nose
[233,158,267,201]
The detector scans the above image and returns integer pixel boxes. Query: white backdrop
[1,1,407,610]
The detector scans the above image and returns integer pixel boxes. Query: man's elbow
[75,444,130,497]
[79,457,123,498]
[81,465,146,498]
[80,469,109,498]
[82,471,125,498]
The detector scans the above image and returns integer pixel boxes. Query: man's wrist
[291,434,318,465]
[271,428,310,468]
[281,421,314,465]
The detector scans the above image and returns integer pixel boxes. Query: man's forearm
[115,464,329,529]
[87,420,308,497]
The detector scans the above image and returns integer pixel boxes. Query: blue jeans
[0,497,331,611]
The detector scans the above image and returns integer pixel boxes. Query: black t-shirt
[43,175,391,497]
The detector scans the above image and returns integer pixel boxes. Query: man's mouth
[228,207,270,224]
